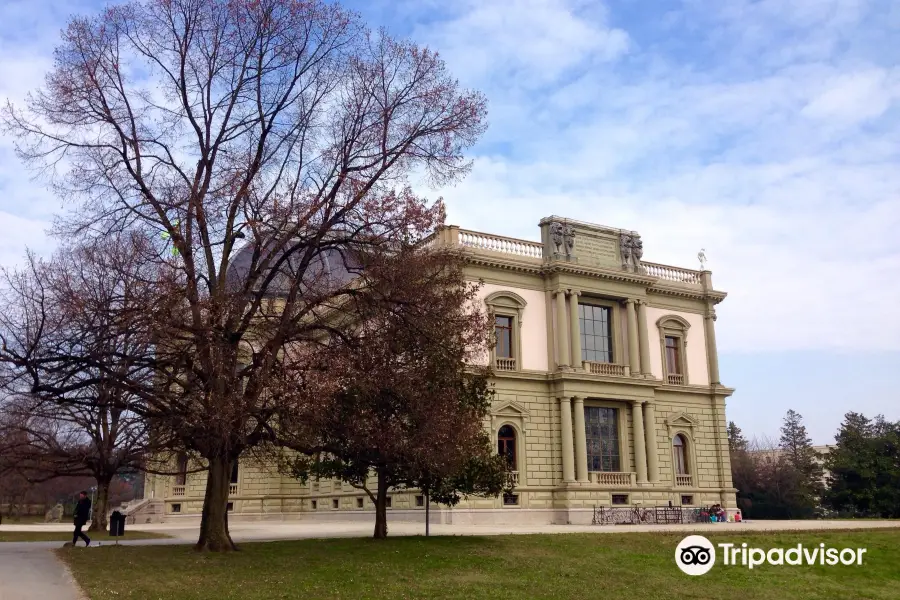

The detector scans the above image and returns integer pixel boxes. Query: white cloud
[416,0,900,353]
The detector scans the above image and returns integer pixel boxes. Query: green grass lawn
[0,530,170,543]
[59,529,900,600]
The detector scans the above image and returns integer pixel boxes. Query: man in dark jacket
[72,491,92,547]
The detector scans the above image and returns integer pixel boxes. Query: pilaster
[572,396,588,483]
[643,401,659,482]
[568,290,582,370]
[555,291,570,369]
[625,299,640,376]
[559,397,575,483]
[631,400,648,484]
[636,300,652,377]
[704,309,721,385]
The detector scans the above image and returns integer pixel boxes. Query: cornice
[461,251,728,303]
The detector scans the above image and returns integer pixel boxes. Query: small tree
[0,239,154,531]
[778,409,823,516]
[284,245,503,538]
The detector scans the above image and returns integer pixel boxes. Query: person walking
[72,491,92,547]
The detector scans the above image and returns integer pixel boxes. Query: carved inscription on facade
[576,234,618,266]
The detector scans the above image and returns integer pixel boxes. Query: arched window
[673,434,688,475]
[498,425,517,469]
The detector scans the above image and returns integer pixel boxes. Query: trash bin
[109,511,125,537]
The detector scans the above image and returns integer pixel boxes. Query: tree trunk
[195,455,236,552]
[87,478,111,532]
[373,468,389,539]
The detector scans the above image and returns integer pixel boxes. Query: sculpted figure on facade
[619,233,644,272]
[563,224,575,258]
[550,221,565,256]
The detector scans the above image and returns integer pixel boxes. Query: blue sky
[1,0,898,443]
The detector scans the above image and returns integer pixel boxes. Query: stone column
[559,397,575,483]
[625,299,640,375]
[568,290,582,369]
[572,396,588,483]
[631,401,648,483]
[704,309,721,384]
[637,300,653,377]
[555,291,570,369]
[643,401,659,482]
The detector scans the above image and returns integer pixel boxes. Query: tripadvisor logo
[675,535,867,576]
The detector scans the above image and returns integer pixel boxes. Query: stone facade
[144,216,737,525]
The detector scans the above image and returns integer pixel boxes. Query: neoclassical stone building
[140,216,737,525]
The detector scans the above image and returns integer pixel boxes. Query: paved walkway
[0,543,84,600]
[2,519,898,599]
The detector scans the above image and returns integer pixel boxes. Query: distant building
[139,216,737,525]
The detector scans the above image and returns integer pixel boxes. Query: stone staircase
[116,498,166,524]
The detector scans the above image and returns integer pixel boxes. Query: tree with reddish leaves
[0,237,158,531]
[283,244,507,539]
[3,0,486,551]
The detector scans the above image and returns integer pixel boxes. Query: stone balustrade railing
[459,229,543,259]
[507,471,519,487]
[229,483,238,496]
[667,374,685,385]
[589,472,635,486]
[675,474,693,487]
[584,362,628,376]
[172,485,185,497]
[643,262,702,285]
[495,357,516,371]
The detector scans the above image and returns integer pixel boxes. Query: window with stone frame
[585,406,621,472]
[579,303,613,363]
[484,291,526,371]
[495,315,513,359]
[175,453,188,486]
[230,460,239,484]
[497,425,517,470]
[673,434,689,475]
[656,315,691,384]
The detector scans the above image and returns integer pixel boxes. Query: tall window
[579,304,612,363]
[175,453,188,486]
[673,434,688,475]
[585,407,620,471]
[495,316,513,358]
[498,425,517,469]
[665,336,682,374]
[230,461,239,484]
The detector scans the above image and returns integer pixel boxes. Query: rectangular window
[495,316,513,358]
[681,495,694,505]
[503,493,519,506]
[612,494,629,505]
[332,498,339,509]
[579,304,612,363]
[665,336,681,374]
[585,406,621,472]
[311,500,317,510]
[415,495,425,507]
[386,497,393,508]
[356,498,364,509]
[171,503,181,513]
[230,461,239,484]
[226,502,234,512]
[175,453,188,486]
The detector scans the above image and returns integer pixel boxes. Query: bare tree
[0,238,156,531]
[3,0,486,551]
